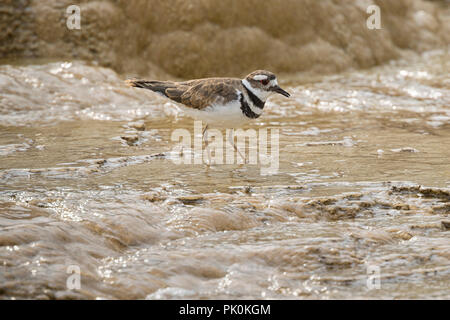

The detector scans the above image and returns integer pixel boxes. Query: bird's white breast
[179,99,248,128]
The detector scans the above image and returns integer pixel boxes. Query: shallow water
[0,50,449,299]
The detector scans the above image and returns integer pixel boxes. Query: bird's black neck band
[243,83,265,109]
[239,94,260,119]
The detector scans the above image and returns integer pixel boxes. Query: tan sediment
[1,0,449,78]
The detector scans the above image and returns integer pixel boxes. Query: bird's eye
[261,79,269,85]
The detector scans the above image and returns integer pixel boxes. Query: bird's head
[243,70,290,101]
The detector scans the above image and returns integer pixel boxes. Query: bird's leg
[227,128,246,164]
[202,124,209,147]
[202,124,211,165]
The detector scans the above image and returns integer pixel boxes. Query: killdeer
[126,70,290,161]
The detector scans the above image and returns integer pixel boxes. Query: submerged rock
[128,121,146,131]
[442,221,450,230]
[120,135,139,145]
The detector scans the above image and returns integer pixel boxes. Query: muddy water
[0,50,449,299]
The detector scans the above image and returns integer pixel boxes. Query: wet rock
[177,195,204,205]
[441,221,450,230]
[141,192,166,203]
[28,199,50,208]
[301,137,355,147]
[128,121,146,131]
[410,223,442,230]
[418,188,450,200]
[389,229,414,241]
[390,185,450,200]
[244,186,252,194]
[392,203,411,211]
[120,135,139,145]
[432,203,450,214]
[297,193,374,221]
[391,147,419,153]
[95,159,106,166]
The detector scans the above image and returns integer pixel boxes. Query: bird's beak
[270,85,290,97]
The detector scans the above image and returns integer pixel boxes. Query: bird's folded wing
[176,79,240,110]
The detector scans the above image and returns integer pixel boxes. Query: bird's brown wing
[177,78,241,110]
[126,78,241,110]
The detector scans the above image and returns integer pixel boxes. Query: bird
[125,70,290,162]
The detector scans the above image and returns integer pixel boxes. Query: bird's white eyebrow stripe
[253,75,268,81]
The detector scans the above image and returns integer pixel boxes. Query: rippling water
[0,50,449,299]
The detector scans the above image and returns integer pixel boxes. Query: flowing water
[0,50,449,299]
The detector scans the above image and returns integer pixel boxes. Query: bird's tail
[125,79,172,95]
[125,79,184,103]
